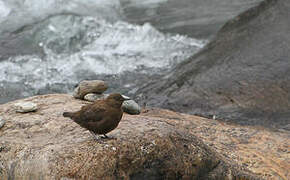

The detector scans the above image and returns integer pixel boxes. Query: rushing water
[0,0,262,103]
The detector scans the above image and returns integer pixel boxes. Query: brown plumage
[63,93,130,139]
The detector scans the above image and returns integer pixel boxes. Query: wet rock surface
[0,94,260,179]
[137,0,290,129]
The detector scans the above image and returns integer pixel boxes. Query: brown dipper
[63,93,130,139]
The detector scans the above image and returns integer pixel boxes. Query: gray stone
[0,117,5,129]
[84,93,108,102]
[73,80,108,99]
[122,100,141,115]
[14,102,38,113]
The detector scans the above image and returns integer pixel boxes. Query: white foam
[0,15,207,94]
[0,0,122,34]
[0,0,10,22]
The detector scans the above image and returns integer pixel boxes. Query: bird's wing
[80,104,107,122]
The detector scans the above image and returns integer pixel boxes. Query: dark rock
[136,0,290,129]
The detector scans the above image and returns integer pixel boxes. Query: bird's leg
[89,131,100,140]
[102,134,109,139]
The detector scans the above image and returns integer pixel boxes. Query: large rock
[73,80,108,99]
[136,0,290,129]
[0,94,258,179]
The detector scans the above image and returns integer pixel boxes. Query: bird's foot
[101,134,116,140]
[89,132,116,141]
[102,134,109,138]
[89,131,102,141]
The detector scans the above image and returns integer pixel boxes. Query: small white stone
[0,117,5,129]
[84,93,108,102]
[14,102,38,113]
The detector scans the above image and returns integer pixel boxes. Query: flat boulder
[0,94,256,179]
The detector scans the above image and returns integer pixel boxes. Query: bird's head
[106,93,130,107]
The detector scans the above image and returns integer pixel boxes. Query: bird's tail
[63,112,74,118]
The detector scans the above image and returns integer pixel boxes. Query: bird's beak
[122,95,131,101]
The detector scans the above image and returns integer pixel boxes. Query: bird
[63,93,130,140]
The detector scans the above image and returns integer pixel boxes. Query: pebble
[0,117,5,129]
[84,93,108,102]
[122,100,141,115]
[14,102,38,113]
